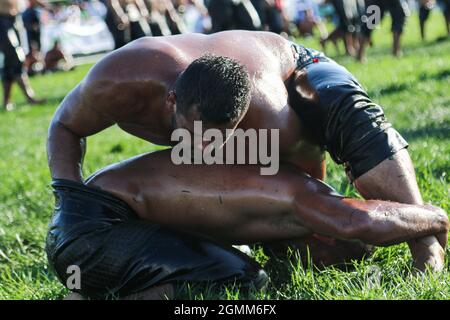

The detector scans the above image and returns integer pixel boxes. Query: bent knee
[85,167,142,207]
[85,168,117,189]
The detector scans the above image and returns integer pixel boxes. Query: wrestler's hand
[410,236,445,272]
[423,203,449,248]
[408,204,448,272]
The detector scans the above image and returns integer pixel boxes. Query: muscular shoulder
[85,38,179,86]
[79,38,177,116]
[209,31,296,79]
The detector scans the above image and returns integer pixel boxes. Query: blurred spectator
[176,0,210,33]
[293,0,328,38]
[320,0,365,56]
[418,1,431,40]
[100,0,151,47]
[0,0,46,111]
[22,0,45,52]
[252,0,286,34]
[52,1,83,24]
[124,0,151,40]
[100,0,129,49]
[145,0,173,35]
[207,0,262,33]
[419,1,434,41]
[44,40,74,72]
[24,42,44,75]
[358,0,409,61]
[85,0,108,18]
[160,0,188,34]
[441,0,450,35]
[266,0,286,34]
[8,0,444,89]
[419,0,450,39]
[101,0,151,45]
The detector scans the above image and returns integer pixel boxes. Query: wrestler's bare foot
[63,283,175,300]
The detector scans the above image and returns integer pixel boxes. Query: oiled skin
[47,31,448,270]
[86,150,449,248]
[47,31,325,182]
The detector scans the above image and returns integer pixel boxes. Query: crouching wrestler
[45,150,449,299]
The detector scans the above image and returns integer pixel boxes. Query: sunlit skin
[47,31,448,273]
[86,149,448,249]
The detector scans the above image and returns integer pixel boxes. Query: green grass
[0,13,449,300]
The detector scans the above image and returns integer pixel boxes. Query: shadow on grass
[368,83,411,97]
[418,69,450,81]
[416,163,450,180]
[367,68,450,98]
[14,95,66,109]
[430,164,450,180]
[173,281,264,300]
[401,123,450,141]
[1,257,65,299]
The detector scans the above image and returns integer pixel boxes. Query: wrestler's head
[167,54,251,148]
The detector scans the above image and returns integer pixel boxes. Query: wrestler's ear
[166,91,177,114]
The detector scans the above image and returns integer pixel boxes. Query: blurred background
[0,0,449,299]
[0,0,449,76]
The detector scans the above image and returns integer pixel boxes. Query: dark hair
[174,54,251,124]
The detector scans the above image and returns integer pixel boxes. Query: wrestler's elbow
[47,120,86,181]
[47,117,61,138]
[48,118,80,139]
[47,120,84,160]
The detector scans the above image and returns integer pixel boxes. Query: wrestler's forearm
[353,149,446,270]
[343,200,449,247]
[47,121,86,182]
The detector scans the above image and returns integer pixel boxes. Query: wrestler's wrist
[51,171,84,183]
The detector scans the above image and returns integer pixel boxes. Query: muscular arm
[354,149,447,270]
[86,151,449,247]
[48,42,175,182]
[297,197,449,247]
[47,84,114,182]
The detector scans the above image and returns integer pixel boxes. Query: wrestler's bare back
[51,31,323,178]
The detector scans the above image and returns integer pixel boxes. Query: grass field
[0,13,449,300]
